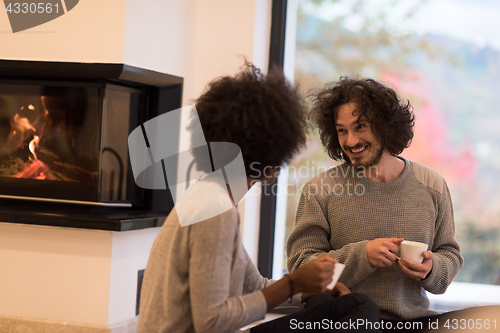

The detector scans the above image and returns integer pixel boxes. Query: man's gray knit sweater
[287,157,464,320]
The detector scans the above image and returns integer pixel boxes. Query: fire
[29,135,40,160]
[7,112,48,180]
[5,113,37,152]
[13,113,36,132]
[15,135,47,179]
[15,159,46,180]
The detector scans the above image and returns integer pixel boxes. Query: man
[287,77,464,331]
[137,66,379,333]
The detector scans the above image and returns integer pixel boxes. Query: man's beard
[343,144,384,169]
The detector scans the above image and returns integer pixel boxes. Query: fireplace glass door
[0,81,145,205]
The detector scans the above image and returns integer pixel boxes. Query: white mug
[399,240,428,263]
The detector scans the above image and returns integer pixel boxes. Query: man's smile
[346,144,370,157]
[349,145,367,154]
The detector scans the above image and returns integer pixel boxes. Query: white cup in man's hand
[399,240,428,264]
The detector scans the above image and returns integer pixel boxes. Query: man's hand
[397,250,433,280]
[366,238,403,267]
[290,255,337,294]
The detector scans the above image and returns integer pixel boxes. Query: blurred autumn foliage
[284,0,500,285]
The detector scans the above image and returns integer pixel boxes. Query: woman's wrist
[284,274,295,303]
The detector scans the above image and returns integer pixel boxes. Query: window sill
[428,282,500,312]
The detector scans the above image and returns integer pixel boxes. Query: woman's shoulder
[175,175,236,227]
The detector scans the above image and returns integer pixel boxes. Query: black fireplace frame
[0,60,183,231]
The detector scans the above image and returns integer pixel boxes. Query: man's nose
[346,132,361,148]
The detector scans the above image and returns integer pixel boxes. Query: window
[276,0,500,309]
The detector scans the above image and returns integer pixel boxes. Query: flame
[5,114,37,153]
[29,135,40,160]
[15,135,46,180]
[6,106,49,181]
[13,114,36,132]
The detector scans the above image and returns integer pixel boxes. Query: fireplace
[0,60,183,230]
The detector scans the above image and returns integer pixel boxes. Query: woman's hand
[289,255,337,294]
[262,255,337,310]
[301,282,350,302]
[326,282,351,297]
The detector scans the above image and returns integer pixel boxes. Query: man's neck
[362,153,405,183]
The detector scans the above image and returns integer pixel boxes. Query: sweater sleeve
[286,181,376,288]
[242,249,270,293]
[419,181,464,294]
[188,210,267,333]
[242,249,303,307]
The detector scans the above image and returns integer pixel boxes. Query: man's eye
[337,128,345,133]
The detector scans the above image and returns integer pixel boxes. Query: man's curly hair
[194,63,308,179]
[309,77,415,163]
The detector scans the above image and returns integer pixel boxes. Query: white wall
[191,0,258,99]
[239,183,263,264]
[0,223,113,325]
[0,222,160,327]
[0,0,125,62]
[108,228,160,326]
[237,0,271,263]
[123,0,271,107]
[0,0,272,326]
[123,0,199,107]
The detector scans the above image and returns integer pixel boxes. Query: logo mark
[4,0,79,33]
[128,106,248,227]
